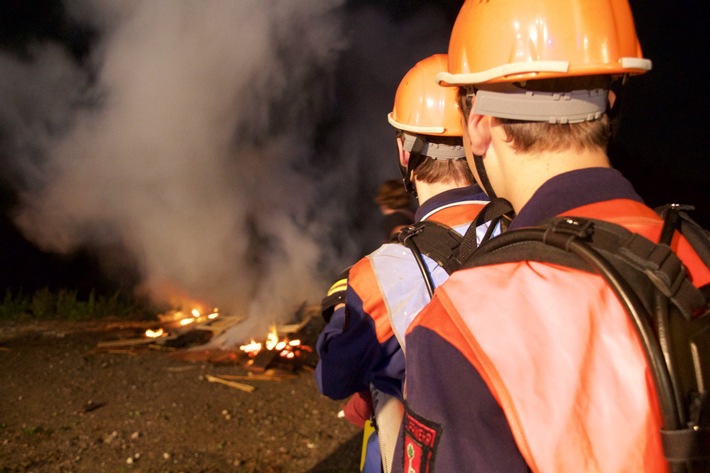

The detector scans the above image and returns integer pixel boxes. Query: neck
[415,180,467,206]
[489,132,610,213]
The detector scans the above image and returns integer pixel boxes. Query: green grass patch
[0,288,158,322]
[23,425,50,436]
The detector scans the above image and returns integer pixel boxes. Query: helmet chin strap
[473,153,497,200]
[400,135,426,197]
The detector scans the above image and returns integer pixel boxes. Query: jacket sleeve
[314,293,379,399]
[315,259,393,400]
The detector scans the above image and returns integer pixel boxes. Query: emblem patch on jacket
[403,406,441,473]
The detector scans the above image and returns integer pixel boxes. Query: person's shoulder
[352,243,410,274]
[367,241,409,260]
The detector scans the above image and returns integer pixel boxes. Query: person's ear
[608,89,617,109]
[397,136,409,167]
[467,112,491,156]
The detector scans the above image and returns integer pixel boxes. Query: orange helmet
[437,0,652,87]
[388,54,463,137]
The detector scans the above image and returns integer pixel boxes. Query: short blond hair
[413,154,475,186]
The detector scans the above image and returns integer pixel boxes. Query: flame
[145,327,165,338]
[169,307,220,327]
[265,328,279,350]
[239,325,305,359]
[239,338,262,353]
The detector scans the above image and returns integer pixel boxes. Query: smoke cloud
[0,0,452,345]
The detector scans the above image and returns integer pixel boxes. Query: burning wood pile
[94,303,320,390]
[238,324,312,373]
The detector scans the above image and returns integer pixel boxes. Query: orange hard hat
[388,54,463,136]
[437,0,652,87]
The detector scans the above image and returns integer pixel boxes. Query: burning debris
[94,302,320,383]
[155,307,222,330]
[239,326,309,361]
[238,324,313,374]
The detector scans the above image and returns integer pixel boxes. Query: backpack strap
[397,200,514,298]
[457,197,515,264]
[397,221,463,298]
[657,204,710,269]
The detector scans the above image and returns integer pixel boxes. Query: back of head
[389,54,473,187]
[438,0,651,152]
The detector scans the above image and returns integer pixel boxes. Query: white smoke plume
[0,0,452,345]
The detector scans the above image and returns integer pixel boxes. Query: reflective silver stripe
[370,384,404,473]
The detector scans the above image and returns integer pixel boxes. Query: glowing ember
[171,307,221,327]
[145,328,165,338]
[147,305,224,339]
[239,326,306,359]
[239,339,262,353]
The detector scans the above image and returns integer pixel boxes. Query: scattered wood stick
[165,365,199,372]
[205,374,255,393]
[97,337,163,348]
[148,344,176,351]
[81,401,107,413]
[218,373,298,382]
[104,349,139,356]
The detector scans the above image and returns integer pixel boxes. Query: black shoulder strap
[457,198,515,264]
[657,204,710,269]
[463,215,710,472]
[396,220,463,298]
[397,199,515,298]
[398,221,462,272]
[656,204,710,308]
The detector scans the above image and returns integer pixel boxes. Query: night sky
[0,0,708,298]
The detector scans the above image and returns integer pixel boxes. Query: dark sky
[0,0,708,297]
[610,0,710,226]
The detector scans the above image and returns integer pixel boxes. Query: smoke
[0,0,452,345]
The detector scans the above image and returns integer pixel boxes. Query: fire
[239,326,306,359]
[239,339,262,353]
[165,307,219,326]
[145,327,165,338]
[146,306,221,338]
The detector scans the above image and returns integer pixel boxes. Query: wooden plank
[205,374,255,393]
[246,350,277,373]
[96,336,176,348]
[218,373,298,382]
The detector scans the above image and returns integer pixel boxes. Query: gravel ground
[0,318,361,473]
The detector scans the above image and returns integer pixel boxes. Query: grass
[0,288,159,322]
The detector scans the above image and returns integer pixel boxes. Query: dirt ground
[0,317,363,473]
